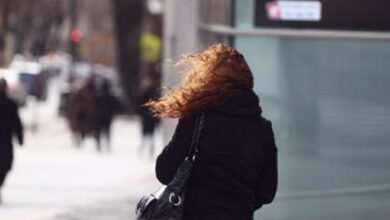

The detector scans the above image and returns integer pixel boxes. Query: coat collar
[213,90,262,117]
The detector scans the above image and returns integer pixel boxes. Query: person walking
[93,79,119,152]
[0,78,23,204]
[67,78,96,147]
[145,44,278,220]
[138,77,160,158]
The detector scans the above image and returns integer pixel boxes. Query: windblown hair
[146,44,254,118]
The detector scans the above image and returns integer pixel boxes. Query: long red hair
[145,44,254,118]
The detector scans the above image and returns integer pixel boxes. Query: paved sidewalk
[51,198,136,220]
[48,179,159,220]
[0,115,162,220]
[0,77,162,220]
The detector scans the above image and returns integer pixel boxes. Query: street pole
[69,0,79,62]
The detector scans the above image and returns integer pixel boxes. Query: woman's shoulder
[176,113,200,132]
[260,116,272,127]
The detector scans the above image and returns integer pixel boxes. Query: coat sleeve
[155,115,196,185]
[12,103,24,146]
[254,121,278,210]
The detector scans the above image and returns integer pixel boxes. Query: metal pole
[69,0,79,62]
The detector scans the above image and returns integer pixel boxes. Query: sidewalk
[0,116,161,220]
[0,77,162,220]
[51,198,136,220]
[47,175,159,220]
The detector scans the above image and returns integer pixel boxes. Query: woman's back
[149,44,277,220]
[156,91,277,220]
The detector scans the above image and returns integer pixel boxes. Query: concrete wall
[161,0,199,143]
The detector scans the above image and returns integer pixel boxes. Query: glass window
[234,2,390,220]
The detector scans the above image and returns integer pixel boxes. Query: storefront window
[232,1,390,219]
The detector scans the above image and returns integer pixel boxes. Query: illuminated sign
[266,1,321,22]
[255,0,390,32]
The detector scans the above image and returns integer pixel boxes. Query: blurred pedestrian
[67,77,96,147]
[138,77,160,158]
[0,78,24,204]
[145,44,278,219]
[93,79,119,152]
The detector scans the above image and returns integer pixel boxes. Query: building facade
[163,1,390,219]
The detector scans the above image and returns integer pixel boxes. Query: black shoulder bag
[135,113,205,220]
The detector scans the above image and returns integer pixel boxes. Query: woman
[138,77,160,158]
[0,78,23,204]
[146,44,278,220]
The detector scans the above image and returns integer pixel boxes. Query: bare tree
[112,0,144,113]
[0,0,11,66]
[0,0,65,62]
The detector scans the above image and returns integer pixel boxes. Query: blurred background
[0,0,390,219]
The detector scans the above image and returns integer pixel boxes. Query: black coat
[156,90,278,220]
[94,92,118,127]
[138,87,160,135]
[0,94,23,173]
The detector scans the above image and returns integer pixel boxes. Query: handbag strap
[187,112,205,160]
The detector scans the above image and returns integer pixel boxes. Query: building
[163,1,390,219]
[76,0,117,67]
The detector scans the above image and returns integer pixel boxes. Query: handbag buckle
[169,192,182,206]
